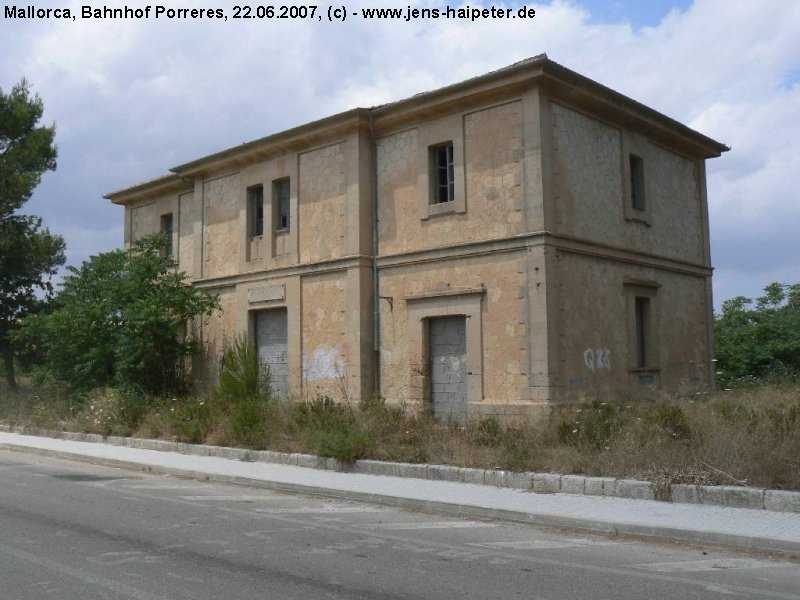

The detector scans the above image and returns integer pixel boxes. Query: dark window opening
[630,154,645,212]
[249,186,264,237]
[635,296,649,368]
[431,142,454,204]
[274,178,290,230]
[160,213,173,256]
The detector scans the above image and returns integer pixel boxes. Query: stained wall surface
[203,174,241,279]
[178,191,197,275]
[377,101,526,256]
[378,252,530,412]
[299,143,347,264]
[551,103,706,265]
[553,250,711,401]
[301,271,348,398]
[129,193,178,245]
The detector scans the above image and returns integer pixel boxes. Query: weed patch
[3,380,799,491]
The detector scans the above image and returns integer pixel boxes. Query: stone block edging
[3,424,799,514]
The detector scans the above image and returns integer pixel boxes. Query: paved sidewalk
[1,430,799,556]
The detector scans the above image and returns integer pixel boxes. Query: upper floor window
[248,185,264,237]
[430,142,454,204]
[273,178,290,230]
[160,213,173,256]
[417,123,465,219]
[629,154,645,212]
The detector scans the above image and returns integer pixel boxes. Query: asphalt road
[1,450,799,600]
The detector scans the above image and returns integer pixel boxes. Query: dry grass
[2,380,798,490]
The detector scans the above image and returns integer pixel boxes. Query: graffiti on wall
[303,346,345,381]
[584,348,611,372]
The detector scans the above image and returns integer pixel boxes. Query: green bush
[555,417,576,444]
[13,235,219,396]
[715,282,800,385]
[230,399,276,449]
[645,404,691,440]
[75,387,148,436]
[312,421,371,463]
[556,401,624,449]
[291,394,351,430]
[291,394,371,463]
[473,416,503,447]
[171,397,214,443]
[501,432,533,472]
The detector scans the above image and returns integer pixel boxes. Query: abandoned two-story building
[106,55,728,420]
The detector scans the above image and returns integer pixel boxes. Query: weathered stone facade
[107,55,727,419]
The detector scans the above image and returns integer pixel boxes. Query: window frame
[416,114,466,219]
[430,142,455,205]
[621,132,652,225]
[273,177,290,232]
[629,154,645,212]
[160,213,173,257]
[624,280,660,383]
[634,295,649,369]
[248,185,264,238]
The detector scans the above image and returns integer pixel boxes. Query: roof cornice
[106,55,728,203]
[538,59,728,158]
[371,55,728,158]
[170,108,371,179]
[104,173,192,205]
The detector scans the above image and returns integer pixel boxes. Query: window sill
[630,368,659,386]
[425,201,456,218]
[625,215,651,227]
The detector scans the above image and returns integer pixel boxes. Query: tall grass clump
[214,336,277,448]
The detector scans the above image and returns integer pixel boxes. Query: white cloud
[2,0,798,307]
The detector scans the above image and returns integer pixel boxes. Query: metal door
[429,316,468,422]
[255,308,288,399]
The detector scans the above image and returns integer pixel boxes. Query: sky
[1,0,798,310]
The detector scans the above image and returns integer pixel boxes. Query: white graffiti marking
[303,346,345,380]
[584,348,611,372]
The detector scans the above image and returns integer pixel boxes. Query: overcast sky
[1,0,798,309]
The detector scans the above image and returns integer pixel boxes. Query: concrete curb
[3,438,800,557]
[2,424,799,514]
